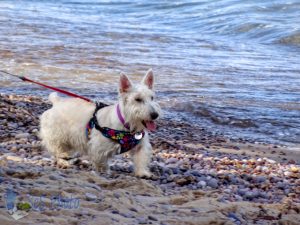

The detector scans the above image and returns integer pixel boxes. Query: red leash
[0,70,92,102]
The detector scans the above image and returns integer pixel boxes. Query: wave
[163,101,257,128]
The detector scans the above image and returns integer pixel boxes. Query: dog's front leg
[88,134,115,174]
[131,134,152,178]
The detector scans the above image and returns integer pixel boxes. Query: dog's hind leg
[43,140,73,168]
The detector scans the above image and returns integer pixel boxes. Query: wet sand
[0,94,299,225]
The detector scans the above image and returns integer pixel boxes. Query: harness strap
[86,102,145,154]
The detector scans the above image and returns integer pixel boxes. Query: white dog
[40,69,161,177]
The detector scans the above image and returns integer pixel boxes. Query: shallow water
[0,0,299,146]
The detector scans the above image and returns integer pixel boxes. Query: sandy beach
[0,94,299,225]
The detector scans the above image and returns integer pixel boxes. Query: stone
[114,193,121,199]
[175,176,196,186]
[148,215,158,221]
[197,181,206,188]
[244,191,258,200]
[237,188,247,196]
[266,159,276,164]
[6,155,23,162]
[290,166,299,173]
[190,170,201,177]
[111,210,119,214]
[171,167,180,174]
[15,133,30,139]
[49,175,63,181]
[137,217,148,224]
[207,178,218,189]
[254,176,266,183]
[166,157,178,164]
[129,207,138,212]
[228,212,241,223]
[85,193,97,201]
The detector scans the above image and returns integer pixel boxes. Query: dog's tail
[48,92,60,104]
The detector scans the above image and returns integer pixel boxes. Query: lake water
[0,0,299,146]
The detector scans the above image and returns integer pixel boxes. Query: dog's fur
[39,69,161,177]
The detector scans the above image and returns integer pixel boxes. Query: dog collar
[116,104,130,130]
[86,102,145,154]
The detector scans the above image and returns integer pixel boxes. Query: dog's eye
[135,97,143,103]
[151,96,154,101]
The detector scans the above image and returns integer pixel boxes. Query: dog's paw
[135,170,153,179]
[57,158,71,169]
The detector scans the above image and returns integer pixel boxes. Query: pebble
[6,155,23,162]
[254,176,267,183]
[114,193,121,199]
[111,210,119,214]
[228,212,241,223]
[148,215,158,221]
[49,174,63,181]
[190,170,202,177]
[207,178,218,189]
[85,193,98,201]
[137,217,148,224]
[237,188,247,196]
[197,181,206,188]
[129,207,138,212]
[15,132,31,139]
[175,176,196,186]
[166,157,178,164]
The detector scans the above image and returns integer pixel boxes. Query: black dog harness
[86,102,145,154]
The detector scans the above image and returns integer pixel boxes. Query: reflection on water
[0,0,299,146]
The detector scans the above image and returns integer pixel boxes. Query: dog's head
[119,69,161,132]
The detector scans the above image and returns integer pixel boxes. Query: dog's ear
[142,69,154,90]
[119,72,132,93]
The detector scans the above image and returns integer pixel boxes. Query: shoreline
[0,93,299,224]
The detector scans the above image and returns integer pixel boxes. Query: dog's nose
[150,112,159,120]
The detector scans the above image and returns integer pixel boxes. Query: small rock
[111,210,119,214]
[5,169,17,176]
[129,207,138,212]
[237,188,247,196]
[175,176,196,186]
[254,176,266,183]
[137,217,147,224]
[49,174,62,181]
[266,159,276,164]
[290,166,299,173]
[15,133,30,139]
[6,155,23,162]
[166,157,178,164]
[190,170,201,177]
[224,189,231,194]
[114,193,121,199]
[19,149,26,154]
[228,212,241,223]
[197,181,206,188]
[171,167,180,174]
[85,193,97,201]
[244,191,258,200]
[148,215,158,221]
[207,178,218,189]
